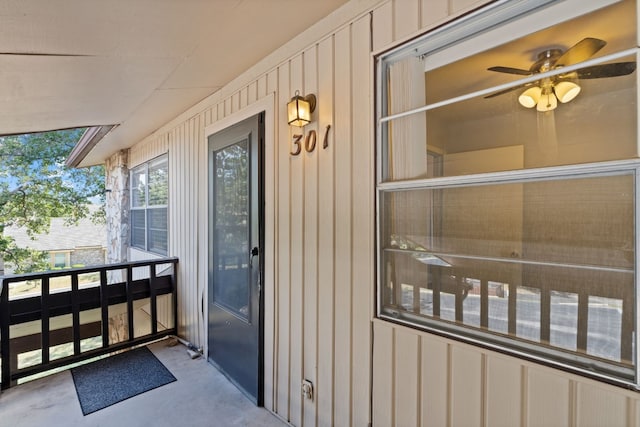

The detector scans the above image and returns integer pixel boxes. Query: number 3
[291,134,303,155]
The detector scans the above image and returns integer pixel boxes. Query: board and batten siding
[373,319,640,427]
[120,0,640,426]
[370,1,640,427]
[265,15,374,425]
[126,8,375,426]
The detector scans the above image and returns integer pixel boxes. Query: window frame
[50,251,70,269]
[130,154,169,255]
[375,0,640,388]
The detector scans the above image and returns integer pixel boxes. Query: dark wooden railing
[385,250,635,371]
[1,258,178,390]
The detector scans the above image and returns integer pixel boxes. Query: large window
[130,154,168,255]
[376,0,639,385]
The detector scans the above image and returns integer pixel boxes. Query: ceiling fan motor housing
[532,49,564,72]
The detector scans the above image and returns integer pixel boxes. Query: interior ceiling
[425,0,636,122]
[0,0,351,166]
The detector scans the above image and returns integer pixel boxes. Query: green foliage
[131,156,167,208]
[215,141,248,256]
[0,235,50,273]
[148,165,168,205]
[0,129,105,273]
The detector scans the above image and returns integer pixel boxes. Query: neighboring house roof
[5,216,106,252]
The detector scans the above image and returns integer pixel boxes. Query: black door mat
[71,346,176,415]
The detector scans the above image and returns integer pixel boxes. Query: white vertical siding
[128,133,167,167]
[302,43,319,427]
[289,53,304,427]
[316,34,336,427]
[188,14,373,425]
[119,0,640,426]
[575,383,629,427]
[275,61,291,419]
[373,322,394,426]
[393,0,420,40]
[264,69,279,413]
[372,1,393,53]
[421,335,448,427]
[450,346,483,427]
[373,320,640,427]
[333,23,354,427]
[370,1,640,427]
[129,115,204,346]
[421,0,448,28]
[486,354,522,427]
[528,368,571,427]
[372,0,497,53]
[351,13,374,427]
[169,117,203,344]
[394,331,420,427]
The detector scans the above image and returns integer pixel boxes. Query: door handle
[249,246,259,267]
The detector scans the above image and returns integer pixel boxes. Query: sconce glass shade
[518,81,581,113]
[537,92,558,112]
[287,92,316,127]
[554,81,581,103]
[518,86,542,108]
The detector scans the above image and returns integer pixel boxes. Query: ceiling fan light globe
[554,81,581,103]
[518,86,542,108]
[537,93,558,112]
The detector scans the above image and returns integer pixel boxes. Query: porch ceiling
[0,0,351,166]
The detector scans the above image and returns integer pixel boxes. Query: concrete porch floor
[0,339,289,427]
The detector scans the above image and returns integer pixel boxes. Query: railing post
[540,287,551,344]
[173,261,178,335]
[41,276,50,365]
[126,265,134,341]
[455,276,464,322]
[577,292,589,352]
[100,269,109,349]
[480,279,489,328]
[432,270,441,317]
[149,263,158,335]
[1,277,10,390]
[508,284,517,335]
[71,273,80,356]
[621,287,634,362]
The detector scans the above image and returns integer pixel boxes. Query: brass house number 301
[290,124,331,156]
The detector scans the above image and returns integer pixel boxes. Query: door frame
[203,93,275,406]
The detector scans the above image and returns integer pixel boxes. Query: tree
[0,129,105,273]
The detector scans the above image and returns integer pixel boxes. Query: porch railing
[1,258,178,390]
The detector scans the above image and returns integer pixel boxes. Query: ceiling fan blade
[555,37,606,66]
[484,83,530,99]
[575,62,636,79]
[487,66,533,76]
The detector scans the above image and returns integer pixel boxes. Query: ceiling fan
[486,37,636,112]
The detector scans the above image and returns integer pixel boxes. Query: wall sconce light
[287,91,316,127]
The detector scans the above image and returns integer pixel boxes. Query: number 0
[305,131,317,153]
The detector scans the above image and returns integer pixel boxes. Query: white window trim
[130,154,168,255]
